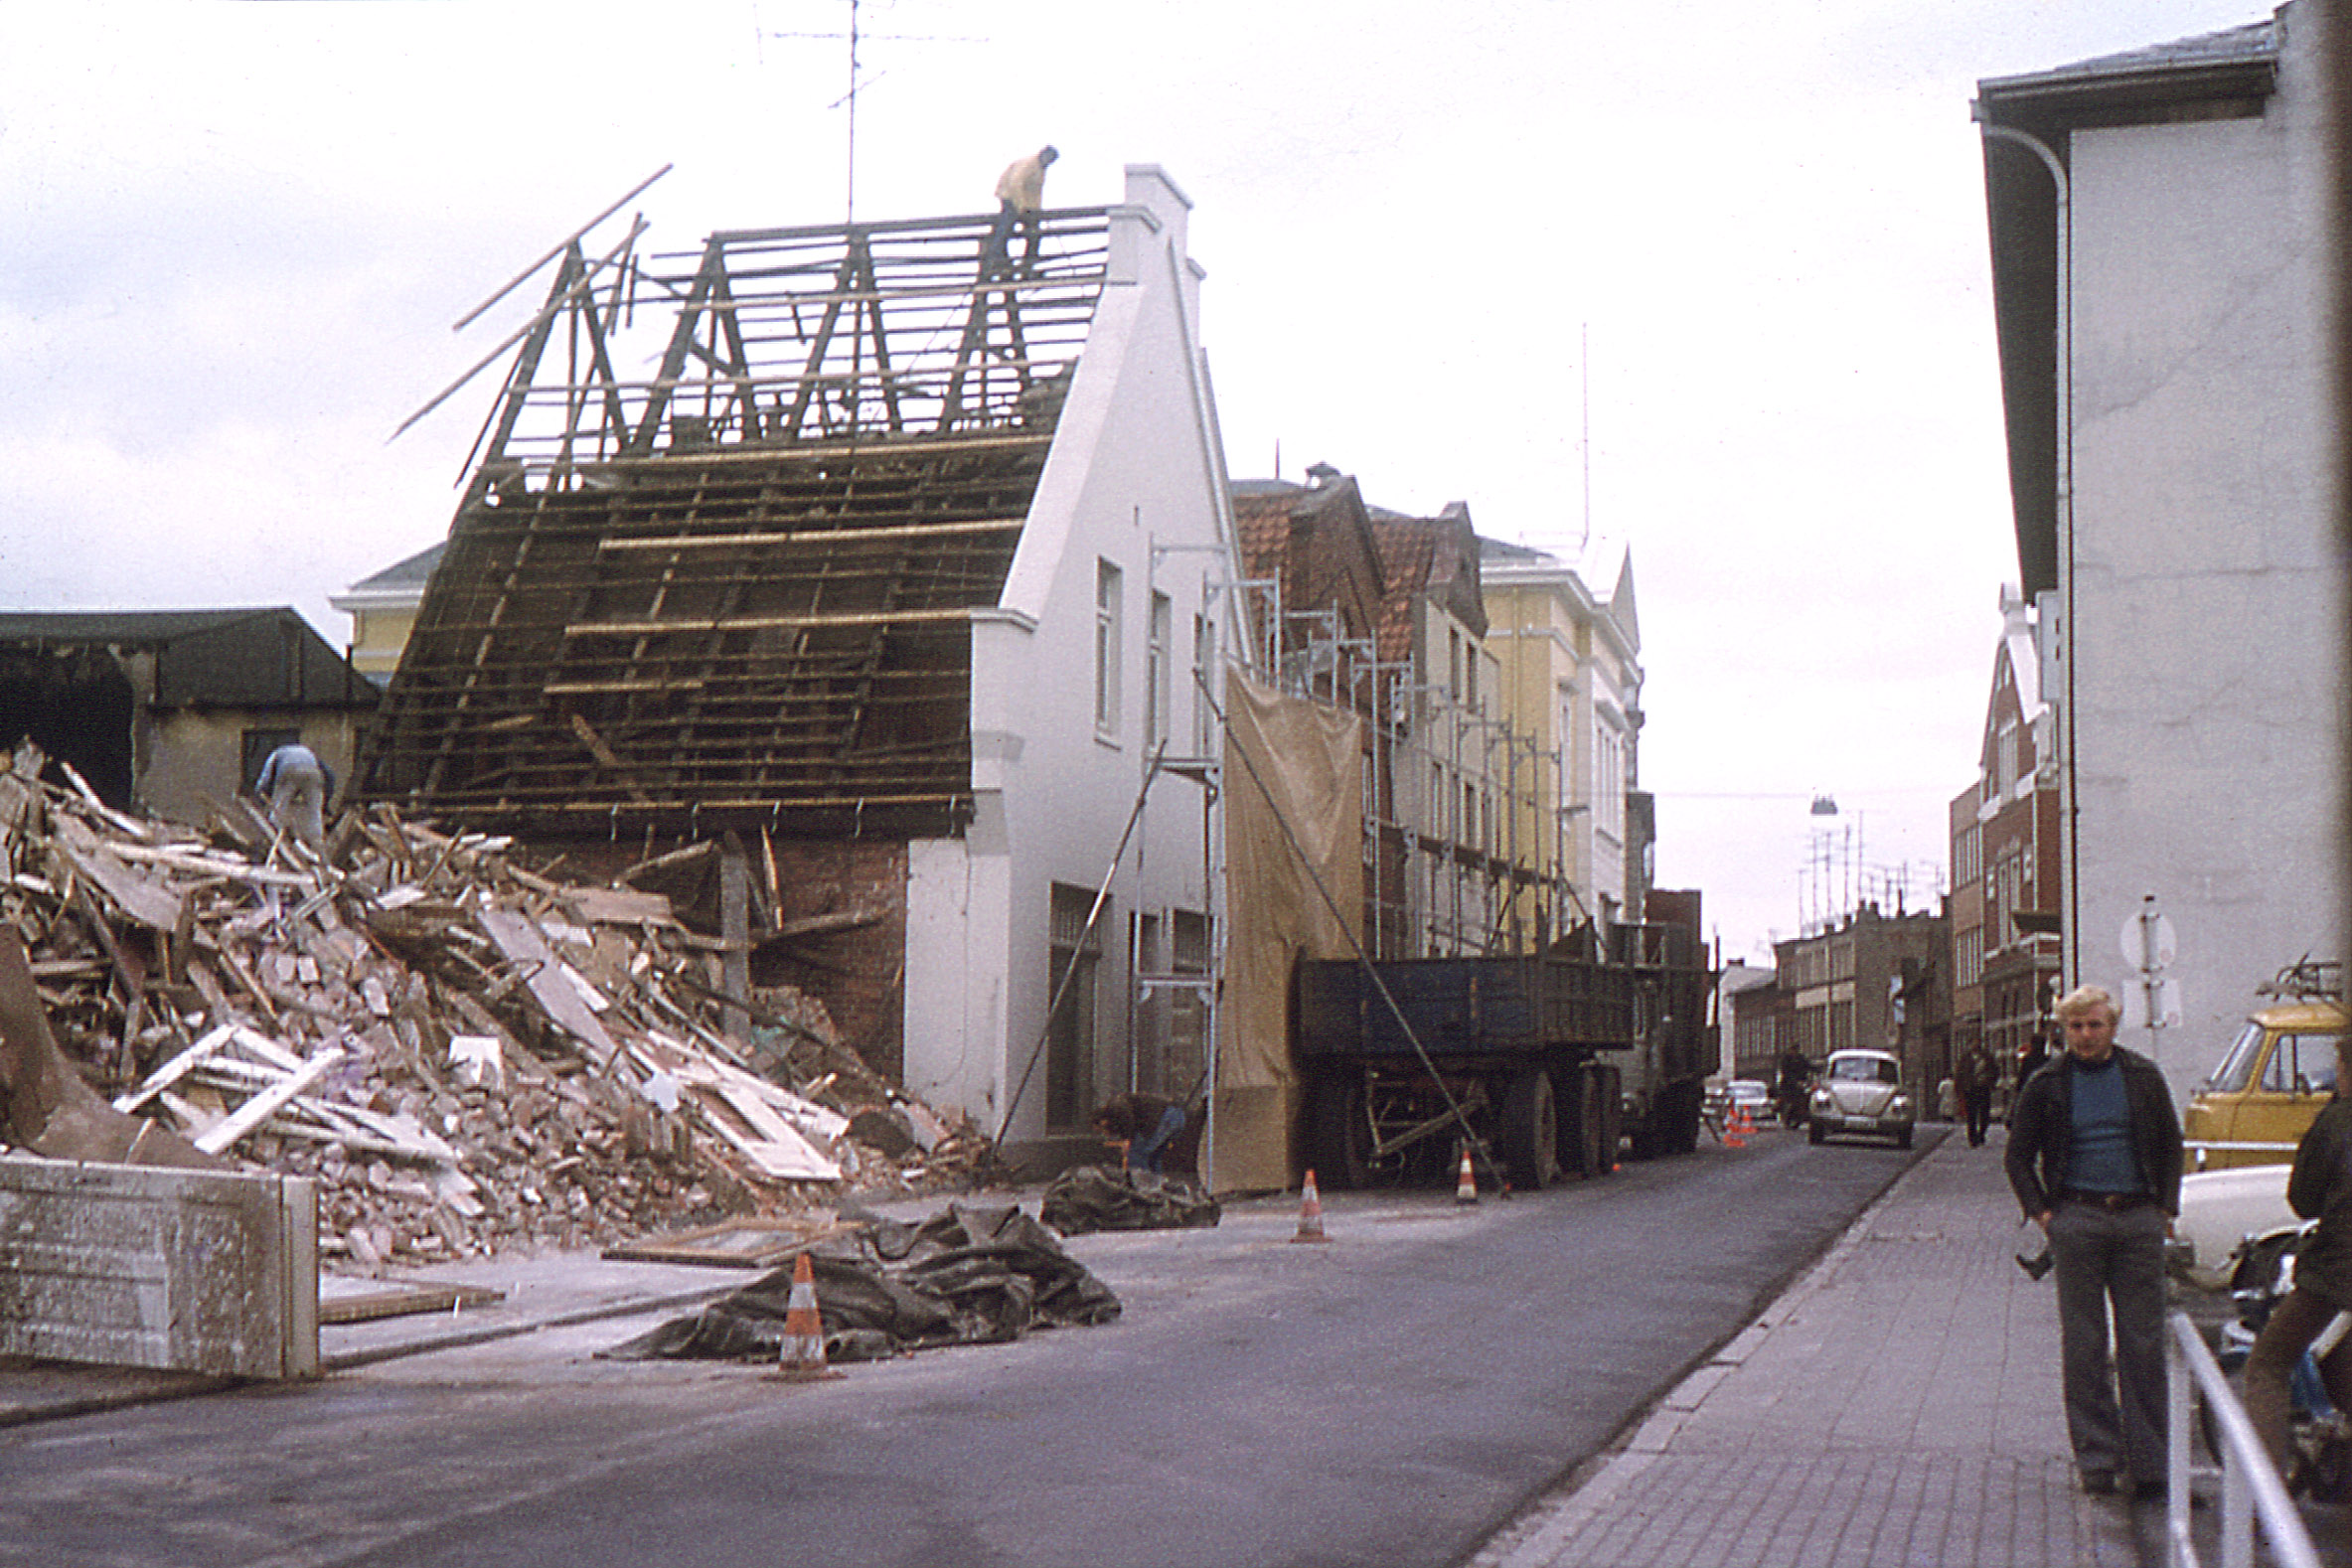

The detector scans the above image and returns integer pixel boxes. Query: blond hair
[2053,985,2120,1024]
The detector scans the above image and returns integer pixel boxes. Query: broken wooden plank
[476,907,619,1062]
[113,1022,238,1113]
[601,1216,859,1269]
[318,1276,505,1324]
[194,1046,345,1157]
[51,817,183,931]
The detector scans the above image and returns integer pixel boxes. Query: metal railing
[2166,1311,2319,1568]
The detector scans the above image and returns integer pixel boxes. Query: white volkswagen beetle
[1808,1048,1915,1149]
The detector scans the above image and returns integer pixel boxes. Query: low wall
[0,1156,318,1378]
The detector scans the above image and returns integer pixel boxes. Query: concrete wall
[140,709,363,828]
[0,1156,318,1378]
[2066,11,2343,1093]
[903,166,1237,1153]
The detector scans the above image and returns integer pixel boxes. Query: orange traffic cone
[1455,1145,1480,1204]
[1725,1104,1749,1149]
[769,1251,845,1381]
[1293,1169,1332,1243]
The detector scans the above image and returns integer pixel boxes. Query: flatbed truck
[1292,911,1713,1190]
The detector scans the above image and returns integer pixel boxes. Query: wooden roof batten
[358,206,1114,839]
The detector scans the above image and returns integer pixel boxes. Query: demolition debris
[0,748,987,1268]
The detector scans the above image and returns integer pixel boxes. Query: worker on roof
[253,741,335,851]
[986,144,1058,276]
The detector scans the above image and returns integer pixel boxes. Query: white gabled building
[1975,6,2342,1089]
[911,167,1243,1156]
[357,166,1244,1167]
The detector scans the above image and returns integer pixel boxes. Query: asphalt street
[0,1125,1927,1568]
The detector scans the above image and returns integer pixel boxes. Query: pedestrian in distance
[1091,1090,1184,1175]
[1776,1045,1812,1129]
[1960,1042,1997,1148]
[252,740,335,851]
[2005,985,2185,1500]
[2243,1033,2352,1490]
[2012,1031,2052,1117]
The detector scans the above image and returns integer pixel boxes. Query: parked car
[1807,1049,1914,1149]
[2168,1163,2297,1290]
[2181,961,2347,1173]
[1726,1078,1774,1126]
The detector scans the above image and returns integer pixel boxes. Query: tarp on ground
[1214,672,1362,1194]
[1039,1165,1221,1234]
[599,1203,1120,1364]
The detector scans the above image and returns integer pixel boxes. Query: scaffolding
[1232,563,1573,963]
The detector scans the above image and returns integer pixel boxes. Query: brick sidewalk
[1472,1128,2156,1567]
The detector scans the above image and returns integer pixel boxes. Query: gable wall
[2066,16,2342,1090]
[904,169,1234,1154]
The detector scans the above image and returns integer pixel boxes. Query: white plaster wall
[903,166,1235,1143]
[2067,18,2343,1093]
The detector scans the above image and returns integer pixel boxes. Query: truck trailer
[1292,907,1713,1190]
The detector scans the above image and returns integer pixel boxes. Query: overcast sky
[0,0,2279,962]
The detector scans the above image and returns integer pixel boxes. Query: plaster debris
[0,747,988,1266]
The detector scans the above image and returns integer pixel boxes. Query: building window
[1147,591,1172,749]
[1095,560,1123,737]
[1594,718,1625,841]
[1047,883,1107,1129]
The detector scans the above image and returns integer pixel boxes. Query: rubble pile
[0,749,988,1266]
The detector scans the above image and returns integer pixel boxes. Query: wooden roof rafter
[459,208,1109,482]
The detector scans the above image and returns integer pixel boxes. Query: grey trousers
[268,763,328,849]
[2049,1200,2169,1481]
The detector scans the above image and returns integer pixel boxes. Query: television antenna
[765,0,986,226]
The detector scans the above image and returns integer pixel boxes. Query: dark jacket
[2286,1096,2352,1310]
[2004,1045,2184,1218]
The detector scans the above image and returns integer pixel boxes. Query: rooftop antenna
[766,1,985,227]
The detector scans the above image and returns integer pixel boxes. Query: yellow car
[2181,980,2347,1173]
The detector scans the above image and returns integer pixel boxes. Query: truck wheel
[1305,1072,1374,1190]
[1500,1069,1561,1189]
[1675,1081,1704,1154]
[1592,1064,1624,1173]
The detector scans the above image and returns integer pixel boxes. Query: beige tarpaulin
[1212,671,1362,1193]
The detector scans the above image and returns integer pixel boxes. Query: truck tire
[1580,1067,1618,1175]
[1592,1064,1624,1172]
[1500,1069,1562,1190]
[1664,1079,1702,1156]
[1305,1071,1375,1190]
[1561,1067,1599,1175]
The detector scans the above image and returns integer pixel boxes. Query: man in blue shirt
[2006,985,2185,1499]
[253,741,336,850]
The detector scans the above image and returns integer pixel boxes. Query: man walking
[2005,985,2184,1499]
[1960,1042,1996,1147]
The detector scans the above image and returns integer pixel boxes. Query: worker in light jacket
[985,144,1058,274]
